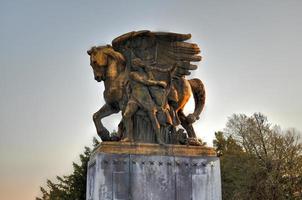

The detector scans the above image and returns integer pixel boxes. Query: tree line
[214,113,302,199]
[37,113,302,200]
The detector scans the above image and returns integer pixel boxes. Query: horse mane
[101,45,126,65]
[88,45,125,64]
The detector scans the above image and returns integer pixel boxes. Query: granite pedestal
[86,142,221,200]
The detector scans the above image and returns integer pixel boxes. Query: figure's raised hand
[157,81,167,88]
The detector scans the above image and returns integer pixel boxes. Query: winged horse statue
[87,30,205,145]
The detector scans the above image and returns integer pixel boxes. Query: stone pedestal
[86,142,221,200]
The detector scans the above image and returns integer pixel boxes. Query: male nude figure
[122,58,166,144]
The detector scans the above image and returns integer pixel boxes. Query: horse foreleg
[93,104,119,141]
[178,110,197,138]
[178,110,202,146]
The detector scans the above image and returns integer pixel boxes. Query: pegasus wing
[154,32,201,78]
[111,30,202,77]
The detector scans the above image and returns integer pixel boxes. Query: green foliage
[36,138,100,200]
[214,131,253,199]
[215,113,302,200]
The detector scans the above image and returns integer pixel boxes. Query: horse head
[87,45,125,82]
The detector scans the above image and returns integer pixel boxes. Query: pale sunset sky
[1,0,302,199]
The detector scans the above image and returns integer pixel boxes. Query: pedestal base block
[87,142,221,200]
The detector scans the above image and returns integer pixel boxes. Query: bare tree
[224,113,302,200]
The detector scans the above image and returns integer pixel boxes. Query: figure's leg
[122,101,139,142]
[147,109,165,145]
[169,101,181,126]
[117,120,125,139]
[93,104,119,141]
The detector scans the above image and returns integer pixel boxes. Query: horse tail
[188,78,206,120]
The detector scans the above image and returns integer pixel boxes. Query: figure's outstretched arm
[129,72,167,88]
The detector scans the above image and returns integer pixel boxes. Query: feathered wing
[154,32,201,78]
[111,30,202,78]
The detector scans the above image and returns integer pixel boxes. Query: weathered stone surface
[86,143,221,200]
[130,154,175,199]
[94,142,216,157]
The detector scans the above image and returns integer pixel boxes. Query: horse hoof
[110,136,121,141]
[98,128,111,141]
[187,138,202,146]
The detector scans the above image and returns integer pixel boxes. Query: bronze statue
[87,30,205,145]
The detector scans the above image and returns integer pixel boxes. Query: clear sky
[1,0,301,199]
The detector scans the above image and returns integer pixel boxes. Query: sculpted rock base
[86,142,222,200]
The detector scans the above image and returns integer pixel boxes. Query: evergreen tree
[36,138,100,200]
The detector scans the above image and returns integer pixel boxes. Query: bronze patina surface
[92,142,216,158]
[88,30,206,146]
